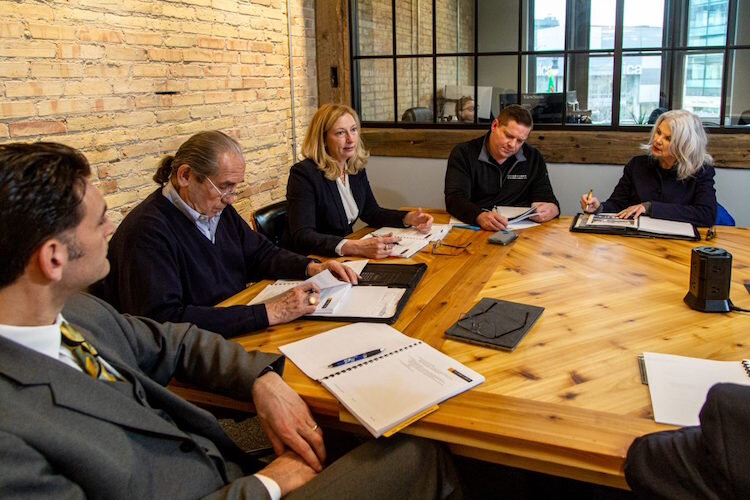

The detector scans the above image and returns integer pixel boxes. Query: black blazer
[625,383,750,499]
[283,158,407,256]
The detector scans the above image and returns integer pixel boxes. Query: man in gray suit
[0,142,461,499]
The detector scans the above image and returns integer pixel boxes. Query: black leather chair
[252,200,287,246]
[401,107,433,122]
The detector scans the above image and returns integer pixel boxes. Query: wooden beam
[362,128,750,168]
[315,0,351,106]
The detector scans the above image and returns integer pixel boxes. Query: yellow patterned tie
[60,321,119,382]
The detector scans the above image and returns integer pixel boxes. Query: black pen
[328,348,383,368]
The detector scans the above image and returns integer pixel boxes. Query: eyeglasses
[205,177,241,204]
[432,240,471,256]
[461,106,476,112]
[458,302,529,339]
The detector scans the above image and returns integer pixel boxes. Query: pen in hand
[328,348,384,368]
[586,188,594,212]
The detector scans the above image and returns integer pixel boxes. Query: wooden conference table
[173,215,750,489]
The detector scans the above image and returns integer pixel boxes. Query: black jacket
[444,133,559,224]
[601,155,717,227]
[283,158,407,256]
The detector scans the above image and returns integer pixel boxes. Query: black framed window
[350,0,750,129]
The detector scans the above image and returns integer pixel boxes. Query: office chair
[401,107,433,123]
[252,200,288,246]
[715,203,735,227]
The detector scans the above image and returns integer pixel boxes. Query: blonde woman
[581,109,717,226]
[284,104,432,258]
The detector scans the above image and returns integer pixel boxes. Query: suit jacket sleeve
[625,383,750,499]
[444,144,483,224]
[354,169,407,228]
[649,165,717,227]
[286,161,349,256]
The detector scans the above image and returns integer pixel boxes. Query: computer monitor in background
[498,91,578,123]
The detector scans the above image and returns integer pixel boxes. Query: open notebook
[642,352,750,426]
[363,224,452,258]
[571,213,699,240]
[280,323,484,437]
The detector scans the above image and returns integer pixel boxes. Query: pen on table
[328,348,384,368]
[454,224,480,231]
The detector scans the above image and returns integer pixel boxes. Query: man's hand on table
[252,371,326,472]
[476,211,508,231]
[265,282,320,326]
[529,202,559,223]
[307,260,359,284]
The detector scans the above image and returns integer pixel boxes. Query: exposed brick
[104,190,139,210]
[197,36,224,49]
[0,22,24,38]
[84,64,130,78]
[63,80,114,96]
[84,148,120,164]
[121,140,162,158]
[0,101,36,118]
[0,62,28,78]
[57,43,105,60]
[156,108,190,122]
[30,62,85,78]
[5,81,63,98]
[164,35,196,48]
[9,120,67,138]
[27,23,77,40]
[0,123,9,138]
[123,31,163,46]
[92,128,140,147]
[0,40,57,58]
[105,46,147,61]
[132,64,169,77]
[148,48,183,62]
[77,27,123,43]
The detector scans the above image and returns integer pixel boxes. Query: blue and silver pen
[328,348,384,368]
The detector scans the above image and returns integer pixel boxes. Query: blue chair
[715,203,735,226]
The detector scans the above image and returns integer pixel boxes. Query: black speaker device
[684,247,732,312]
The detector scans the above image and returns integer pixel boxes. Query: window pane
[437,56,478,123]
[567,54,613,125]
[735,0,750,45]
[357,59,394,121]
[398,58,434,122]
[524,0,566,51]
[356,0,393,56]
[478,55,518,120]
[589,0,616,50]
[687,0,728,47]
[437,0,475,53]
[396,0,432,55]
[623,0,664,49]
[725,49,750,126]
[620,54,663,125]
[477,0,518,52]
[520,54,566,124]
[680,51,723,125]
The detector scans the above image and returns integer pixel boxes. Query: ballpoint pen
[328,348,384,368]
[586,188,594,212]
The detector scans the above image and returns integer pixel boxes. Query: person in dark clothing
[625,383,750,499]
[284,103,433,258]
[95,131,358,338]
[581,109,717,227]
[444,105,560,231]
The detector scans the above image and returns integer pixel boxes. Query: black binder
[445,298,544,351]
[569,213,700,241]
[311,263,427,324]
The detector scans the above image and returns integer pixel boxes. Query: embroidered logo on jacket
[506,174,528,180]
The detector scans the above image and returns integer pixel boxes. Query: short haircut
[153,130,243,185]
[0,142,91,288]
[302,103,369,181]
[642,109,713,180]
[496,104,533,128]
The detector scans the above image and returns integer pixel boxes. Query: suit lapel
[0,336,186,441]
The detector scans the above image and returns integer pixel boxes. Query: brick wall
[0,0,318,223]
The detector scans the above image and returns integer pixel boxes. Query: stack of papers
[493,206,540,230]
[363,224,451,258]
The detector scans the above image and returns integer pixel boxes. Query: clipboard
[569,213,700,241]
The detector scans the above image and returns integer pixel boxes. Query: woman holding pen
[580,110,717,227]
[283,103,433,258]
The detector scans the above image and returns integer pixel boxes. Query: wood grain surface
[172,216,750,488]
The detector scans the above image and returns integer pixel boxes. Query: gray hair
[641,110,712,180]
[153,130,243,185]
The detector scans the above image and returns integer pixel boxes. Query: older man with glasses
[95,130,358,338]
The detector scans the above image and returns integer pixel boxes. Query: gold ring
[311,423,319,432]
[308,295,318,305]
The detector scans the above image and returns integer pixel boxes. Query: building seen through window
[351,0,749,129]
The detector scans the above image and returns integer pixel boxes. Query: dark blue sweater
[601,155,717,227]
[95,188,312,338]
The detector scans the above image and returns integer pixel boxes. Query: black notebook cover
[569,213,700,241]
[311,263,427,324]
[445,298,544,351]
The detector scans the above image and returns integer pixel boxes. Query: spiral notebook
[280,323,484,437]
[642,352,750,426]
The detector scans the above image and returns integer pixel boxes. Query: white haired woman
[580,109,717,226]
